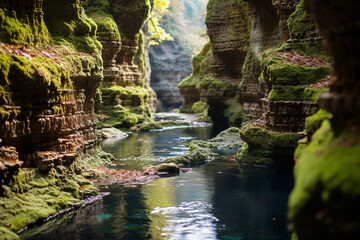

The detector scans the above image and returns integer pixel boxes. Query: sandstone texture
[0,0,155,237]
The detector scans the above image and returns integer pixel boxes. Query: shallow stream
[20,114,293,240]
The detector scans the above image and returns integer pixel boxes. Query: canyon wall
[0,0,152,237]
[179,0,330,165]
[149,0,208,111]
[149,40,192,111]
[288,0,360,239]
[84,0,155,129]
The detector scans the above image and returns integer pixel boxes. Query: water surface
[21,115,293,240]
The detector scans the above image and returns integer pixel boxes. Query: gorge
[1,0,360,239]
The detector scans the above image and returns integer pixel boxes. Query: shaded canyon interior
[0,0,360,239]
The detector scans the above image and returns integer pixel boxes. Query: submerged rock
[101,128,129,139]
[236,123,301,166]
[154,163,180,174]
[167,127,243,166]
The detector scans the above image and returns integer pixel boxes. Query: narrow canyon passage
[20,114,293,240]
[1,0,360,239]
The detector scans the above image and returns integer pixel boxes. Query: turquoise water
[20,122,293,240]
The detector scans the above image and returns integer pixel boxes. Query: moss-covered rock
[189,127,243,150]
[289,120,360,239]
[131,120,190,132]
[153,163,180,174]
[82,0,120,36]
[166,146,214,166]
[236,124,301,166]
[0,146,113,236]
[179,42,212,113]
[0,226,19,240]
[0,7,50,46]
[98,85,154,128]
[268,85,328,102]
[294,109,332,161]
[261,53,330,87]
[167,127,243,166]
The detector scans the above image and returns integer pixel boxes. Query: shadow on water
[20,119,293,240]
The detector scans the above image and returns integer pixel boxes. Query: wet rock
[154,163,180,174]
[101,128,128,139]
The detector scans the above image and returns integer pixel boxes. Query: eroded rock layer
[288,0,360,239]
[84,0,155,129]
[272,0,300,41]
[0,0,111,235]
[0,0,103,174]
[206,0,253,82]
[149,41,192,111]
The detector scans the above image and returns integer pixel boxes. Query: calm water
[20,116,293,240]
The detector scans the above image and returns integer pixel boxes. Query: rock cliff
[288,0,360,239]
[84,0,156,129]
[0,0,154,236]
[0,0,109,234]
[179,0,331,165]
[149,40,192,111]
[149,0,208,111]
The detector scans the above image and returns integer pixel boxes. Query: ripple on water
[151,201,219,240]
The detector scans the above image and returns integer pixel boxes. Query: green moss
[268,85,328,102]
[0,167,90,231]
[101,85,149,104]
[305,109,332,137]
[0,226,19,239]
[288,120,360,239]
[294,109,332,161]
[134,30,147,83]
[54,36,102,55]
[200,77,238,98]
[0,52,75,117]
[237,124,301,166]
[288,0,312,38]
[223,99,247,126]
[0,147,112,233]
[83,0,119,35]
[99,105,138,128]
[261,52,330,86]
[0,8,50,46]
[191,101,208,114]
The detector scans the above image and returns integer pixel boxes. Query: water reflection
[21,120,292,240]
[102,126,215,170]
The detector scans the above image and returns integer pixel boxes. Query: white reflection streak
[151,201,219,240]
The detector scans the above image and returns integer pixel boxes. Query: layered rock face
[203,0,253,129]
[84,0,155,129]
[272,0,300,41]
[110,0,150,87]
[149,0,208,111]
[0,0,103,175]
[149,40,192,111]
[206,0,252,82]
[179,0,282,129]
[236,0,330,166]
[0,0,110,234]
[239,0,282,120]
[288,0,360,239]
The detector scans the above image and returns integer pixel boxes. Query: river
[20,114,293,240]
